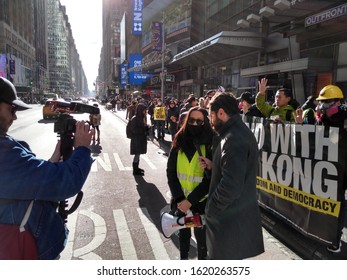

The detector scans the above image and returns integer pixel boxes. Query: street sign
[165,74,174,82]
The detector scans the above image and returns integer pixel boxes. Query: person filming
[0,77,94,260]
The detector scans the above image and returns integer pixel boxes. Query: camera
[54,101,100,134]
[53,101,100,161]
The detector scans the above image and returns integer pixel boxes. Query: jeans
[155,120,165,138]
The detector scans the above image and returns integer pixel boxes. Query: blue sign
[132,0,143,35]
[129,54,152,85]
[120,63,128,89]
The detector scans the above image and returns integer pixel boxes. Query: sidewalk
[108,107,346,260]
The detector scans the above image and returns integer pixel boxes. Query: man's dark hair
[209,92,239,116]
[277,88,292,99]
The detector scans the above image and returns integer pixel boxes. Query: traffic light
[29,80,33,86]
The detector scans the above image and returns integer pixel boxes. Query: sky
[59,0,102,92]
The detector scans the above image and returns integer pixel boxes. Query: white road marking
[137,207,170,260]
[90,153,158,172]
[59,211,77,260]
[92,153,112,172]
[113,209,138,259]
[141,154,157,169]
[113,153,132,171]
[73,209,106,260]
[60,207,172,260]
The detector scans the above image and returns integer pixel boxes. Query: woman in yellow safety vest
[166,106,214,260]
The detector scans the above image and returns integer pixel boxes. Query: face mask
[187,124,203,137]
[317,101,338,116]
[326,104,339,116]
[157,102,162,106]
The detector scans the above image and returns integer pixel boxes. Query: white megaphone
[160,211,205,239]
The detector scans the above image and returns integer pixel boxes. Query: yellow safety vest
[177,145,207,202]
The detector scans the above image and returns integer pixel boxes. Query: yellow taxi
[42,99,58,119]
[42,99,70,119]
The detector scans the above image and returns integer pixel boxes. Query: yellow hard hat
[316,85,344,100]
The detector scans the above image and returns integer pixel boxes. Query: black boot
[136,161,145,174]
[138,166,144,173]
[132,162,144,176]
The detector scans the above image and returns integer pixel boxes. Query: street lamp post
[160,12,165,101]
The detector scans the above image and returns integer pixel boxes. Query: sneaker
[327,241,342,253]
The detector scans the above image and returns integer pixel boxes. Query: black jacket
[205,114,264,259]
[129,104,148,155]
[245,104,264,118]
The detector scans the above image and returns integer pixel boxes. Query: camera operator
[0,77,94,259]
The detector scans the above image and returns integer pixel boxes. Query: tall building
[47,0,88,97]
[126,0,201,100]
[171,0,347,103]
[114,0,347,103]
[0,0,36,100]
[47,0,71,95]
[97,0,127,99]
[33,0,49,95]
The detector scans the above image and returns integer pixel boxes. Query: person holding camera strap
[0,77,93,259]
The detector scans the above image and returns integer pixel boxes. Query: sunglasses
[10,105,17,115]
[188,117,204,126]
[0,100,17,115]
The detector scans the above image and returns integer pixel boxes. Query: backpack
[0,200,38,260]
[126,118,133,139]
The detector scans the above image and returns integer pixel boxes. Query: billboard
[132,0,143,35]
[151,21,162,51]
[120,63,128,89]
[129,54,151,85]
[0,54,6,78]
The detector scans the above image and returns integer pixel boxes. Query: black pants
[179,226,207,260]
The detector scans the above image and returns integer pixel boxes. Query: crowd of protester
[124,80,347,257]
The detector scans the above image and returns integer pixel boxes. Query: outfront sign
[305,3,347,27]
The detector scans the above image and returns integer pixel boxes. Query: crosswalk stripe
[141,155,157,170]
[137,207,170,260]
[113,153,132,171]
[113,209,138,260]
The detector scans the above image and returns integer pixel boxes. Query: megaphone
[160,211,205,238]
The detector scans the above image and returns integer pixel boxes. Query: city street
[10,103,303,260]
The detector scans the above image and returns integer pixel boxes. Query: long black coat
[129,104,147,155]
[205,114,264,259]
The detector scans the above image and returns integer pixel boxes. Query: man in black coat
[202,92,264,259]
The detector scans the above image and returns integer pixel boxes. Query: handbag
[0,200,38,260]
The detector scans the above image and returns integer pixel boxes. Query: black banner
[243,115,347,245]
